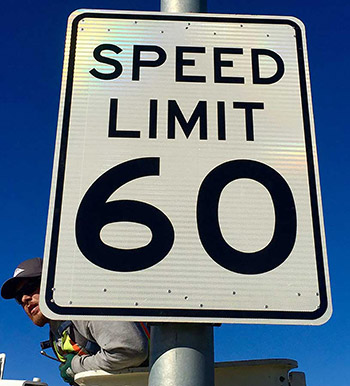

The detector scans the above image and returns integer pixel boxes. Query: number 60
[75,157,296,275]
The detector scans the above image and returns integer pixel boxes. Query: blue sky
[0,1,349,386]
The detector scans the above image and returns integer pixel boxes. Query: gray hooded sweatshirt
[50,320,148,374]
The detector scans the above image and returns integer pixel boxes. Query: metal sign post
[149,323,214,386]
[161,0,207,12]
[148,2,213,385]
[148,2,213,386]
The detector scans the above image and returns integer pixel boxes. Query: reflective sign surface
[41,10,332,324]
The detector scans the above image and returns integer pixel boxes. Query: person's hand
[59,353,76,384]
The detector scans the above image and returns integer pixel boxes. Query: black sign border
[45,11,329,323]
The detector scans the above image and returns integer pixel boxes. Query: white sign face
[41,10,332,325]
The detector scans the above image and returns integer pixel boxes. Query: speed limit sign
[41,10,332,325]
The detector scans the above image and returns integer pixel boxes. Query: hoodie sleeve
[70,321,148,374]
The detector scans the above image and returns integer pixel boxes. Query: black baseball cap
[1,258,43,299]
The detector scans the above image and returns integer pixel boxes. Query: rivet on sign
[50,299,55,303]
[214,32,217,35]
[184,296,188,300]
[134,21,138,24]
[69,301,72,305]
[265,305,268,309]
[134,302,138,306]
[52,288,56,291]
[240,24,243,27]
[80,28,84,31]
[103,288,107,292]
[161,31,164,33]
[267,34,270,37]
[232,291,236,295]
[185,26,189,29]
[200,304,203,308]
[107,29,110,32]
[167,289,171,293]
[297,292,301,296]
[316,292,319,296]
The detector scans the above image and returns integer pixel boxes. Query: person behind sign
[1,258,149,384]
